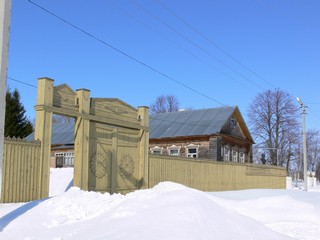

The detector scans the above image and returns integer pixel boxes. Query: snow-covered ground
[0,168,319,240]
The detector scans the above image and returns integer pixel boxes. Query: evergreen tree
[5,88,33,138]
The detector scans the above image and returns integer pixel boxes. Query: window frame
[239,152,245,163]
[185,144,199,158]
[232,148,238,162]
[55,152,74,167]
[223,145,230,161]
[150,146,163,155]
[230,118,236,129]
[167,145,181,156]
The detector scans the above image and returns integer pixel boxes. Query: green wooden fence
[149,155,286,191]
[1,138,42,203]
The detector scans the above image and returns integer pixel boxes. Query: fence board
[1,138,41,203]
[149,155,286,191]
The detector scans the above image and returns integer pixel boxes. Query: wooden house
[149,106,254,163]
[27,122,75,168]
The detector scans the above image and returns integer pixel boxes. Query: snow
[0,168,319,240]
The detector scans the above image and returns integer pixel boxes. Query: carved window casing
[232,148,238,162]
[150,146,163,155]
[168,145,181,156]
[185,144,199,158]
[239,152,245,163]
[223,145,230,161]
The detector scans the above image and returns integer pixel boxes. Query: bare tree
[150,95,179,114]
[52,114,75,124]
[248,89,300,167]
[306,129,320,172]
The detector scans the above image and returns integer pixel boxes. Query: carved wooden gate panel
[88,123,140,193]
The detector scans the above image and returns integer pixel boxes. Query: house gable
[220,107,253,143]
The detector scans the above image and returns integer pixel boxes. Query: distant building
[149,106,254,163]
[27,122,75,168]
[27,106,254,167]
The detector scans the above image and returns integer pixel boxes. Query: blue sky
[6,0,320,130]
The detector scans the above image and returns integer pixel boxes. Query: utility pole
[296,97,308,191]
[0,0,12,200]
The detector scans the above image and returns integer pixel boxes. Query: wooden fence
[149,155,286,191]
[0,141,286,203]
[1,138,42,203]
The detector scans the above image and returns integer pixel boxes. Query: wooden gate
[34,77,149,196]
[88,123,141,193]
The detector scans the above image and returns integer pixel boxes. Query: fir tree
[5,88,33,138]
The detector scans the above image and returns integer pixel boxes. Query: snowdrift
[0,179,294,240]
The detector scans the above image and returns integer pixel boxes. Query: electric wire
[8,74,240,130]
[27,0,226,106]
[25,1,320,131]
[155,0,277,89]
[109,0,256,93]
[132,0,265,90]
[7,77,37,88]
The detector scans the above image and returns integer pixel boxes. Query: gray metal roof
[150,106,236,139]
[26,122,75,145]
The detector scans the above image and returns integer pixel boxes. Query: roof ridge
[150,106,236,116]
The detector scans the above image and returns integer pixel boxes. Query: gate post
[74,88,90,190]
[137,106,149,189]
[34,77,54,199]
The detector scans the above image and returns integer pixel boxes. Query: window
[239,152,245,163]
[188,148,197,157]
[167,145,181,156]
[55,152,74,167]
[55,153,64,168]
[230,118,236,129]
[153,150,161,155]
[170,149,179,156]
[150,146,163,155]
[232,149,238,162]
[64,152,74,166]
[224,146,230,161]
[185,144,199,158]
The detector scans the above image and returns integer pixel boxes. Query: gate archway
[34,77,149,197]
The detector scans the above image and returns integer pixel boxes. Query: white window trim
[239,152,245,163]
[150,146,163,155]
[232,148,238,162]
[55,152,74,166]
[167,145,181,156]
[224,145,230,161]
[185,143,199,158]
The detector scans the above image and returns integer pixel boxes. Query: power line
[155,0,277,89]
[109,0,256,93]
[27,0,226,106]
[7,77,37,88]
[132,0,265,90]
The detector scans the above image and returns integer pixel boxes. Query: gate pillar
[34,77,53,199]
[137,106,149,189]
[74,88,90,190]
